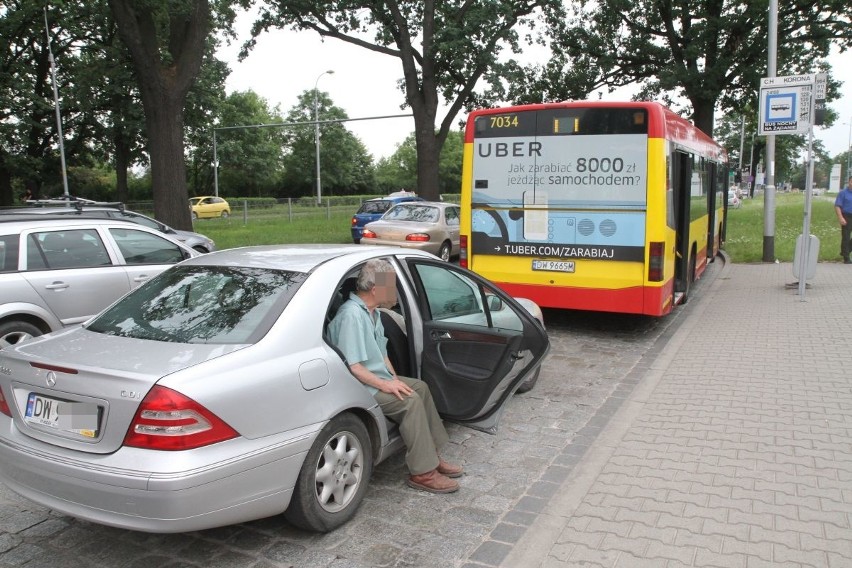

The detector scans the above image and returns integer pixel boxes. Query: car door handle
[511,352,525,360]
[133,274,151,283]
[431,330,452,340]
[44,282,69,290]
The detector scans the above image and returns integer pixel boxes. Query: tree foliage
[517,0,851,137]
[278,90,374,199]
[375,130,463,195]
[0,1,112,204]
[249,0,565,201]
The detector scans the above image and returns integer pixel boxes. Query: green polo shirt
[328,293,391,395]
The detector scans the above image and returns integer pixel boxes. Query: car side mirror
[487,296,503,311]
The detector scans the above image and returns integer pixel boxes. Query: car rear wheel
[284,412,373,532]
[191,211,198,220]
[0,321,42,349]
[438,241,451,262]
[221,210,229,219]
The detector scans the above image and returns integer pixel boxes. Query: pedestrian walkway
[500,260,852,568]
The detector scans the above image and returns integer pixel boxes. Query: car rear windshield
[385,204,440,223]
[86,265,307,344]
[357,200,392,214]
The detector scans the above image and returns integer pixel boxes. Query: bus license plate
[531,260,575,273]
[25,393,100,438]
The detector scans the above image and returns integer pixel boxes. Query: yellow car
[189,196,230,219]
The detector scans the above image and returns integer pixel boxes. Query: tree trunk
[413,123,441,201]
[114,133,130,204]
[690,98,717,138]
[140,92,189,225]
[109,0,209,231]
[0,158,13,207]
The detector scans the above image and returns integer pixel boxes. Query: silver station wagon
[0,245,549,533]
[0,215,198,347]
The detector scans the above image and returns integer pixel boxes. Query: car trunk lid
[2,328,244,454]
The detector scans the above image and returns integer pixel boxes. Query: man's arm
[348,362,413,401]
[837,205,847,225]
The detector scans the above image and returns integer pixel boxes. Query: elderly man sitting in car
[328,258,464,493]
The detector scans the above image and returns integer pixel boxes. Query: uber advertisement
[470,132,648,263]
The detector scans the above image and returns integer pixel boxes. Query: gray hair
[356,259,395,291]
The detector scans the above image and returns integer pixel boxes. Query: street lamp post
[314,70,334,206]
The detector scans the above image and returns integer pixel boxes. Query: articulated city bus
[460,101,728,316]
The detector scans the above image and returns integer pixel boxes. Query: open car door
[404,259,549,433]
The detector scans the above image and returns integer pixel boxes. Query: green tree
[374,130,464,195]
[279,90,374,199]
[249,0,565,201]
[208,90,286,197]
[0,1,106,204]
[519,0,851,136]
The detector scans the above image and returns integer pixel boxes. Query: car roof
[0,215,186,241]
[180,244,434,273]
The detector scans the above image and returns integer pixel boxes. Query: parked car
[0,215,198,348]
[350,191,423,243]
[360,201,460,262]
[0,245,548,533]
[189,196,230,219]
[0,200,216,253]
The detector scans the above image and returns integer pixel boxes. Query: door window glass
[109,228,184,265]
[413,263,523,331]
[0,235,19,272]
[28,230,111,269]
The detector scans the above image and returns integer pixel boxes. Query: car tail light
[0,388,11,417]
[362,229,377,239]
[649,241,664,282]
[405,233,430,242]
[124,386,238,451]
[351,217,357,226]
[460,235,468,268]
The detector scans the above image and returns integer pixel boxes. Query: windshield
[384,204,440,223]
[87,265,307,344]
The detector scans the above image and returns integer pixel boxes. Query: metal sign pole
[798,125,814,300]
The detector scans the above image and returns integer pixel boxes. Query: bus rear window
[474,108,648,138]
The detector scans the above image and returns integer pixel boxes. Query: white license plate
[531,259,575,273]
[25,393,99,438]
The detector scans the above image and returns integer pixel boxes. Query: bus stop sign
[758,74,816,135]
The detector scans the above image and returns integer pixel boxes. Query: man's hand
[379,376,414,400]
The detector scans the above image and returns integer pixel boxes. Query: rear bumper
[0,415,319,532]
[359,239,439,255]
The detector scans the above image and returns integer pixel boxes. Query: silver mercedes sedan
[0,245,548,533]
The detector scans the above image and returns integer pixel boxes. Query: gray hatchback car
[0,202,216,253]
[0,215,198,347]
[0,245,548,533]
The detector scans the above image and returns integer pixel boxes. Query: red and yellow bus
[460,101,728,316]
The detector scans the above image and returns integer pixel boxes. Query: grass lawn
[190,193,844,264]
[724,192,843,263]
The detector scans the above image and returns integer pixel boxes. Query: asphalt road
[0,265,711,568]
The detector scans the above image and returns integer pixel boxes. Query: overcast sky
[216,12,852,163]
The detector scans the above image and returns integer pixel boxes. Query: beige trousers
[374,376,449,475]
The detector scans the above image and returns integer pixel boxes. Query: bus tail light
[460,235,468,268]
[648,241,664,282]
